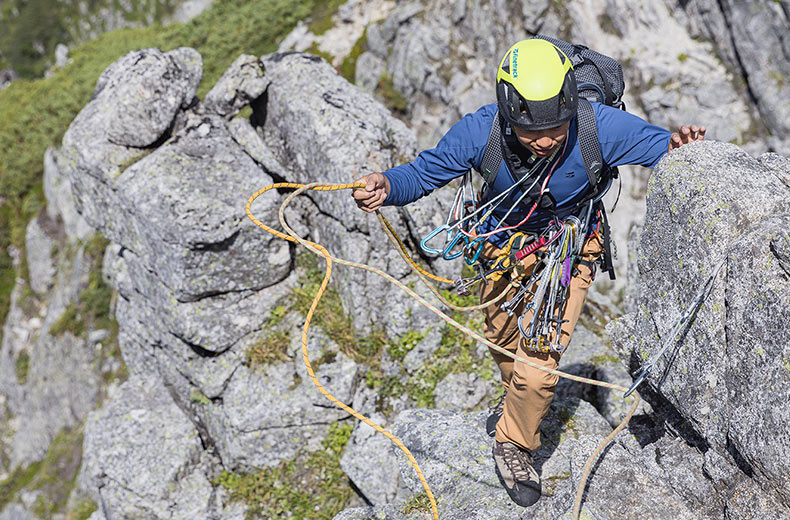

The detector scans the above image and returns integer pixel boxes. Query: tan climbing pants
[478,236,603,451]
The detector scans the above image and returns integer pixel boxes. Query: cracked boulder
[60,47,202,240]
[78,374,216,519]
[609,140,790,511]
[204,54,269,118]
[112,112,290,301]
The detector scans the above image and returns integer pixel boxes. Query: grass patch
[307,0,346,36]
[403,491,432,514]
[65,499,98,520]
[364,288,493,411]
[49,303,84,337]
[0,461,43,511]
[0,426,83,516]
[376,73,408,114]
[246,331,291,368]
[14,350,30,385]
[401,290,492,408]
[29,427,85,518]
[338,28,368,83]
[290,251,359,359]
[387,330,426,360]
[216,421,354,520]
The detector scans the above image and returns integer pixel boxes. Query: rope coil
[245,182,641,520]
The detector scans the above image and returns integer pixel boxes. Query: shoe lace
[503,444,535,482]
[489,391,507,414]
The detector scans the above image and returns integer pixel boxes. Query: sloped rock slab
[333,396,747,519]
[78,375,215,519]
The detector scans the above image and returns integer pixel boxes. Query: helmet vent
[555,47,566,64]
[501,52,511,74]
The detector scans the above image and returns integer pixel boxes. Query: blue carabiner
[420,224,452,255]
[464,237,487,265]
[442,230,468,260]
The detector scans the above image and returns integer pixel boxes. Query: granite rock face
[79,374,218,519]
[609,140,790,514]
[3,1,790,517]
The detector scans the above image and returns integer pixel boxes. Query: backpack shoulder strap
[576,98,604,189]
[477,111,503,188]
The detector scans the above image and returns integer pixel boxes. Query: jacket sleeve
[382,106,493,207]
[595,104,672,168]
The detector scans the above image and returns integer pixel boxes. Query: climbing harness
[624,257,727,398]
[246,182,643,520]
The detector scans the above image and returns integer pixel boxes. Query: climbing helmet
[496,39,578,130]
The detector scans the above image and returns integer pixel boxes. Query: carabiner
[464,237,487,266]
[442,230,468,260]
[420,224,452,256]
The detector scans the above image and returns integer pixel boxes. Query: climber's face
[513,122,570,157]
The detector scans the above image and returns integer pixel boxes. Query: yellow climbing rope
[245,182,642,520]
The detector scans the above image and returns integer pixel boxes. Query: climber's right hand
[352,173,390,213]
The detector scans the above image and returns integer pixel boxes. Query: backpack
[476,35,626,279]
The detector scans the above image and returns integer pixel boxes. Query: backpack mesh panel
[535,35,625,106]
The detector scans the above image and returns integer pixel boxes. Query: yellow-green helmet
[496,39,578,130]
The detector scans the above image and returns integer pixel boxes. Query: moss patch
[376,74,408,114]
[338,29,368,83]
[0,426,84,516]
[216,421,354,520]
[14,350,30,385]
[65,499,98,520]
[189,389,212,405]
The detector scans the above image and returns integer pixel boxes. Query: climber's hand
[669,125,706,151]
[352,173,391,213]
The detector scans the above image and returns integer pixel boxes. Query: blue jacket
[383,102,671,247]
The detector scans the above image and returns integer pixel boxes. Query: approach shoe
[492,440,541,507]
[485,390,507,437]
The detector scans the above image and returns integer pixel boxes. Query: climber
[351,38,705,507]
